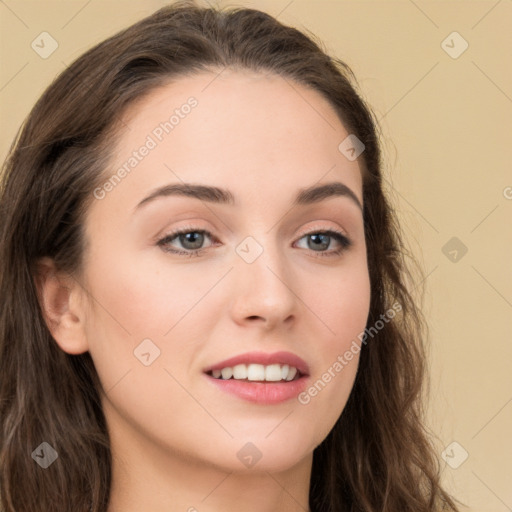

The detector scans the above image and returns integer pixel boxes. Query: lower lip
[205,374,309,404]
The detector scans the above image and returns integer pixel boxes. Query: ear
[34,257,89,355]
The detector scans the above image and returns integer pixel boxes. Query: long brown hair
[0,1,461,510]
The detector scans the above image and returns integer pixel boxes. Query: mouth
[206,363,303,382]
[203,351,309,404]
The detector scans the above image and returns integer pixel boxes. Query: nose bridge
[231,231,297,324]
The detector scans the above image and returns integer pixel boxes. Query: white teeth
[247,364,265,381]
[265,364,283,382]
[221,367,233,380]
[210,363,300,382]
[232,364,247,379]
[285,366,297,381]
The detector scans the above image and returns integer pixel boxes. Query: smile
[203,351,309,404]
[208,363,300,382]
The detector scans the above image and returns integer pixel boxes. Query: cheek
[82,253,215,449]
[306,255,371,348]
[295,260,370,432]
[294,325,363,448]
[83,242,214,342]
[80,247,200,389]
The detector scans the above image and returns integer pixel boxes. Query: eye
[157,226,352,258]
[294,229,352,258]
[157,227,216,257]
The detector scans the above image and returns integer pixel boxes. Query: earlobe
[34,257,89,355]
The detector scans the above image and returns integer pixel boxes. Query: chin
[208,434,316,475]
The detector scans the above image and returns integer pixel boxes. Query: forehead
[93,69,363,214]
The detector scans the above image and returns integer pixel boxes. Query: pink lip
[203,351,310,405]
[206,377,309,404]
[203,351,310,376]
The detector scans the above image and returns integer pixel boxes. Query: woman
[0,1,462,511]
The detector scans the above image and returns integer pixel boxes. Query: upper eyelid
[158,225,351,246]
[160,224,349,237]
[295,223,349,239]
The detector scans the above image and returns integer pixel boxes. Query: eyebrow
[134,181,363,212]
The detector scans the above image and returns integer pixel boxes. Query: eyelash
[157,226,352,259]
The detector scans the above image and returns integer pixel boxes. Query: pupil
[310,233,328,250]
[182,232,203,249]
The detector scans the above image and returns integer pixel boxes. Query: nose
[229,237,298,330]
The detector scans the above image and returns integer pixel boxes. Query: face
[79,69,370,474]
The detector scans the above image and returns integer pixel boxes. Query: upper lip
[204,351,310,376]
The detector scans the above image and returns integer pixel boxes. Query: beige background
[1,1,511,510]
